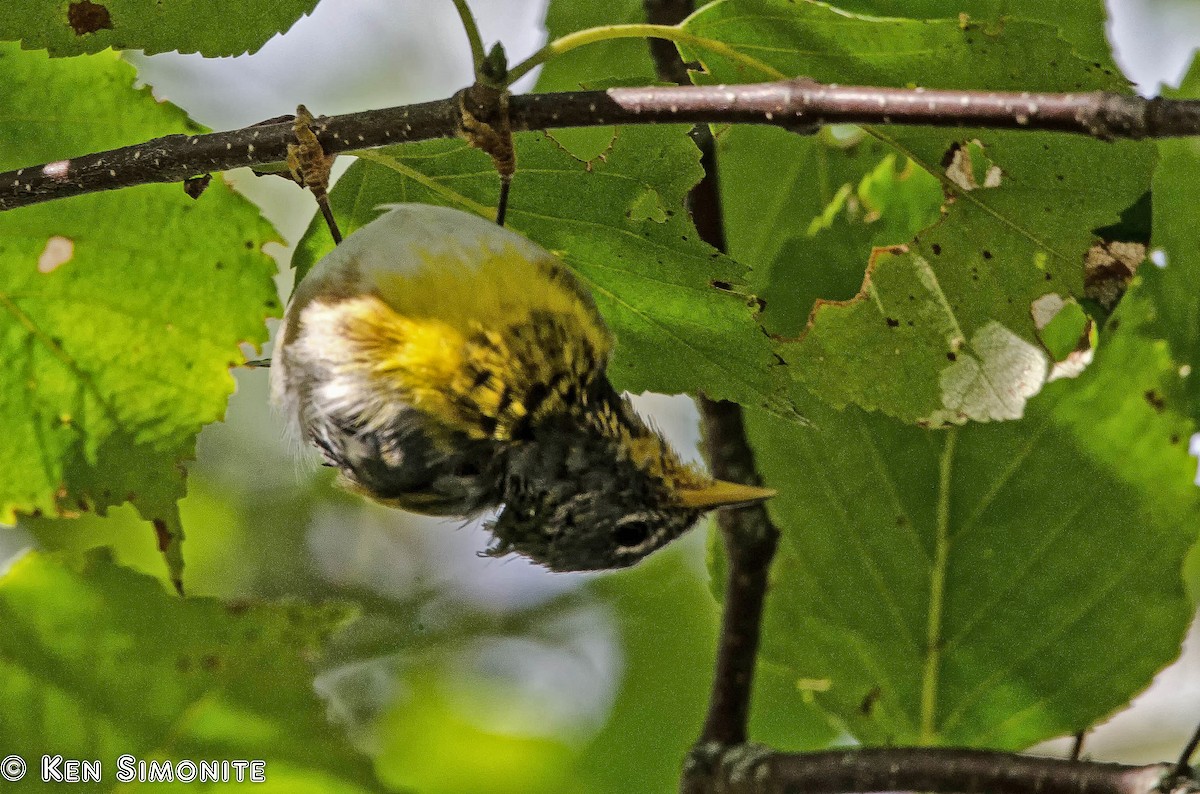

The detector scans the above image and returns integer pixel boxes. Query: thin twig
[688,746,1178,794]
[504,24,784,85]
[5,80,1200,211]
[495,177,510,226]
[644,0,696,85]
[640,0,782,773]
[449,0,486,73]
[317,198,343,244]
[1070,731,1087,762]
[694,397,779,747]
[1174,720,1200,777]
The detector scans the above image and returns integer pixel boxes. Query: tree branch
[694,395,778,750]
[637,2,784,785]
[5,80,1200,211]
[682,67,780,761]
[683,745,1191,794]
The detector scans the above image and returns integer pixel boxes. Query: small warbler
[272,204,774,571]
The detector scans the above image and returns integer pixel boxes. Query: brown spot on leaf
[225,600,251,615]
[68,0,113,34]
[200,654,222,671]
[947,351,957,361]
[944,139,1003,192]
[885,317,900,328]
[1171,434,1181,445]
[860,686,882,716]
[1085,240,1146,309]
[152,518,171,553]
[982,250,993,259]
[931,243,942,255]
[710,279,733,291]
[940,142,961,169]
[183,173,211,199]
[1144,389,1166,413]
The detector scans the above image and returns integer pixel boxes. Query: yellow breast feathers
[276,204,613,442]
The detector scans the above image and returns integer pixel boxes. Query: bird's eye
[613,519,652,548]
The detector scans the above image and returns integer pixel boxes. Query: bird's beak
[678,479,777,510]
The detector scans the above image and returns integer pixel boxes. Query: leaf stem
[505,24,785,85]
[921,427,957,744]
[449,0,486,73]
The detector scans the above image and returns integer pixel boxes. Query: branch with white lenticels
[3,80,1199,211]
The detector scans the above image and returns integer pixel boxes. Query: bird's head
[489,382,774,571]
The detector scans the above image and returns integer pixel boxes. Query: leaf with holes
[292,127,791,415]
[0,46,280,584]
[1,0,320,56]
[739,283,1199,747]
[719,126,944,337]
[686,0,1154,424]
[0,549,379,789]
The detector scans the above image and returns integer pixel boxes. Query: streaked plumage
[272,204,772,571]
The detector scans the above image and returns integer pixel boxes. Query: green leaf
[573,546,837,789]
[720,127,943,336]
[532,0,658,164]
[0,549,379,791]
[0,0,320,57]
[0,47,280,565]
[294,128,791,414]
[740,283,1199,747]
[1032,295,1091,364]
[683,0,1128,92]
[685,0,1153,424]
[534,0,655,93]
[1150,55,1200,418]
[573,551,720,792]
[818,0,1115,70]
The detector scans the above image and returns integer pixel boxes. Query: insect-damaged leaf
[686,0,1153,424]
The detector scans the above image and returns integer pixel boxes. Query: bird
[271,203,774,571]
